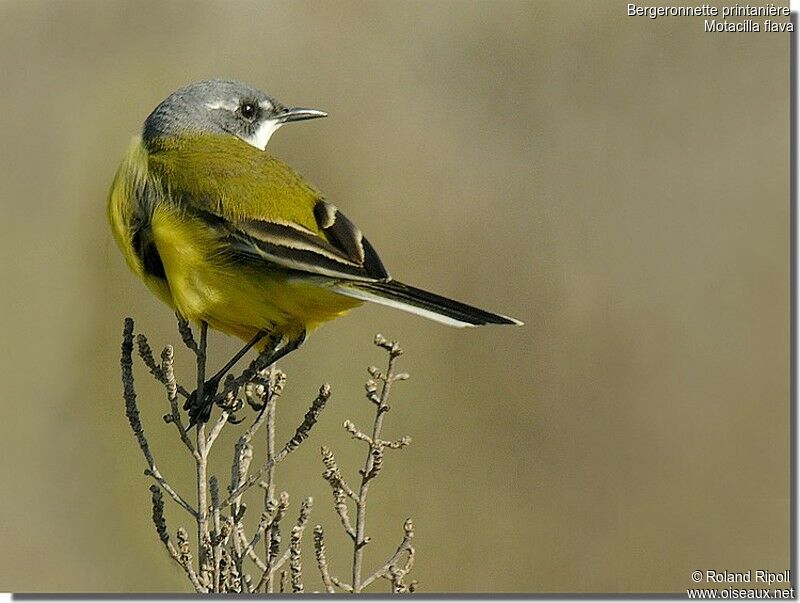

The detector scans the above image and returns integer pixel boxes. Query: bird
[108,79,522,423]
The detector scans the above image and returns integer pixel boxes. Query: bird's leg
[186,330,307,427]
[207,330,271,390]
[185,329,269,425]
[258,328,306,368]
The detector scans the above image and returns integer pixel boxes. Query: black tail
[335,280,523,328]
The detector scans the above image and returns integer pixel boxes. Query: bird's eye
[240,103,257,119]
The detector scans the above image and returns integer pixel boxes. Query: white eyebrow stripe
[205,99,239,111]
[259,99,274,111]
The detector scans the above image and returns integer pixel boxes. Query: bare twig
[254,494,314,592]
[352,335,406,592]
[122,318,417,594]
[135,332,191,399]
[320,446,357,539]
[121,319,197,518]
[149,485,205,592]
[313,525,336,593]
[288,498,313,592]
[205,406,231,450]
[161,345,196,457]
[209,476,223,593]
[331,576,354,592]
[321,445,359,502]
[361,518,415,590]
[262,368,278,592]
[221,384,331,507]
[142,469,197,517]
[246,491,289,577]
[317,334,416,593]
[195,322,210,578]
[176,313,199,354]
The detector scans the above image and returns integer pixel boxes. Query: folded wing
[219,199,389,282]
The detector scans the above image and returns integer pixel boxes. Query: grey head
[142,79,326,151]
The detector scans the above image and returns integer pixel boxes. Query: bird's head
[142,79,327,151]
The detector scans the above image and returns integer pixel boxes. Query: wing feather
[226,217,380,281]
[147,139,389,283]
[205,201,389,282]
[313,200,388,279]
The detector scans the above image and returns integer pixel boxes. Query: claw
[185,376,222,426]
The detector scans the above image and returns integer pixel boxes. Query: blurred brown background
[0,0,789,593]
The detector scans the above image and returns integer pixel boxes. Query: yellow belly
[148,202,361,343]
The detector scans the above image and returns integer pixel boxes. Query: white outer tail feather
[331,286,478,328]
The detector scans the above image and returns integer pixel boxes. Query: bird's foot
[184,376,222,426]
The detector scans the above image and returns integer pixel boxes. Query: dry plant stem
[352,340,402,592]
[195,322,210,575]
[135,333,191,399]
[330,575,354,592]
[259,497,312,593]
[224,365,325,593]
[122,317,411,593]
[252,495,312,592]
[121,319,197,518]
[289,523,305,592]
[209,477,222,593]
[226,357,291,592]
[315,335,416,593]
[264,381,277,592]
[221,385,331,508]
[229,377,274,590]
[176,313,199,354]
[161,346,197,457]
[313,525,336,593]
[205,408,231,450]
[361,519,415,590]
[150,485,204,593]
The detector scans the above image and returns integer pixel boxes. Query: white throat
[239,119,282,151]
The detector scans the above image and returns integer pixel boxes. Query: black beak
[276,107,328,123]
